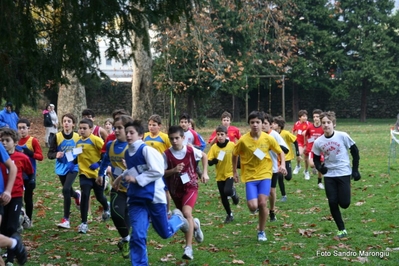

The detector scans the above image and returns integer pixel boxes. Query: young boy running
[97,115,132,259]
[47,113,81,229]
[292,110,310,178]
[75,119,110,234]
[304,109,324,188]
[163,125,209,260]
[261,113,288,222]
[112,120,189,266]
[208,111,241,144]
[0,128,33,264]
[207,125,239,224]
[312,111,360,239]
[16,118,44,228]
[272,116,300,202]
[232,111,286,242]
[82,109,108,141]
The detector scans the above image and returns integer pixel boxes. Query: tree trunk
[57,71,87,126]
[292,82,299,122]
[359,79,368,122]
[131,27,153,120]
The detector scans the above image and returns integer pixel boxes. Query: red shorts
[171,188,198,210]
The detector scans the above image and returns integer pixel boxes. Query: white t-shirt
[312,131,355,177]
[268,130,288,173]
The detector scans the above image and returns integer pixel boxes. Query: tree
[1,0,196,119]
[331,0,399,122]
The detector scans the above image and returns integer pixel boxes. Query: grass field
[21,118,399,265]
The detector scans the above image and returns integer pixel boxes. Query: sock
[123,235,130,242]
[318,179,322,184]
[10,239,17,249]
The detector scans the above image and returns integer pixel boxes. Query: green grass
[22,119,399,265]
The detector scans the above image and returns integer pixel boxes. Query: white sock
[10,238,17,249]
[123,235,130,242]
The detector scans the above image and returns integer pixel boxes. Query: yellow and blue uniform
[99,140,128,192]
[233,132,282,183]
[76,134,104,178]
[143,132,171,154]
[54,132,80,175]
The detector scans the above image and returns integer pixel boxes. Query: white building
[97,38,133,82]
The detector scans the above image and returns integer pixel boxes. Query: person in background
[208,111,241,145]
[81,109,108,141]
[0,102,19,130]
[103,118,113,135]
[44,104,59,147]
[16,119,44,229]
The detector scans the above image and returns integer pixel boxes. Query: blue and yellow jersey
[54,132,80,175]
[76,134,104,178]
[143,132,171,154]
[100,140,129,192]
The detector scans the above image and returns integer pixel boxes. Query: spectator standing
[0,102,19,130]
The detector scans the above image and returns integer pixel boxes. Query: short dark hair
[0,128,19,142]
[298,110,308,118]
[124,120,145,136]
[247,111,264,124]
[179,113,190,123]
[62,113,76,124]
[221,111,232,120]
[273,116,286,129]
[148,114,162,125]
[17,118,31,127]
[320,111,336,125]
[313,109,323,115]
[112,109,130,119]
[216,125,227,133]
[114,115,134,127]
[80,118,93,128]
[263,112,273,124]
[168,125,184,137]
[82,109,95,117]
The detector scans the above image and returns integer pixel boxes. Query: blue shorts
[245,179,271,200]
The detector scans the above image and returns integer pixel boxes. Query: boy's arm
[31,138,44,161]
[232,154,239,182]
[278,152,287,176]
[126,146,164,187]
[350,144,361,181]
[100,127,109,141]
[200,151,209,183]
[1,158,17,205]
[47,134,58,159]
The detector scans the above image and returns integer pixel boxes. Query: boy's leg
[129,202,150,265]
[110,189,130,238]
[92,179,110,220]
[324,177,346,231]
[277,173,286,198]
[61,172,78,219]
[284,161,292,181]
[79,175,93,224]
[257,179,271,232]
[22,179,34,221]
[269,173,279,221]
[217,180,232,216]
[5,197,23,264]
[149,203,184,238]
[337,176,351,209]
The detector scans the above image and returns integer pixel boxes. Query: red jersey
[101,131,116,153]
[208,126,241,144]
[293,121,310,146]
[0,151,33,198]
[164,146,198,198]
[305,123,324,154]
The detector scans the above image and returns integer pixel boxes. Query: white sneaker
[193,218,204,243]
[318,183,325,189]
[78,223,88,234]
[182,246,193,260]
[293,165,301,175]
[304,171,310,180]
[57,218,71,229]
[172,209,189,233]
[257,231,267,241]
